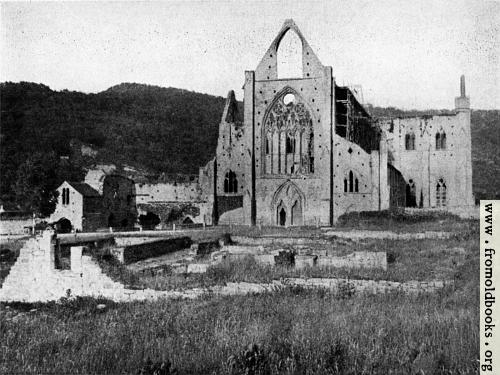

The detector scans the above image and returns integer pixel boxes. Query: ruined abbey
[41,19,474,232]
[207,19,474,226]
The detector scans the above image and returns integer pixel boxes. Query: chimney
[455,75,470,112]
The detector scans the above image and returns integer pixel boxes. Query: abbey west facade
[211,19,474,226]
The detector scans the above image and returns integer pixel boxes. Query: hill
[0,82,498,213]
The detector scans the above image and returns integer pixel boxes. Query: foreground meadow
[0,213,479,374]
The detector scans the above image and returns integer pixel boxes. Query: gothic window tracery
[263,91,314,175]
[344,171,359,193]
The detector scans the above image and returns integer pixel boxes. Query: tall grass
[336,210,478,233]
[0,218,479,374]
[0,283,478,374]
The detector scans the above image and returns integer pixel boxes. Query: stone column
[41,229,56,272]
[71,246,84,274]
[379,132,389,210]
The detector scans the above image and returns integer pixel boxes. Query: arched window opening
[62,188,70,205]
[355,178,359,193]
[344,179,348,193]
[436,178,447,207]
[405,133,415,150]
[265,137,270,155]
[349,171,354,192]
[224,171,238,193]
[286,135,295,154]
[441,133,447,150]
[182,216,194,224]
[291,200,302,226]
[436,133,444,150]
[277,29,303,79]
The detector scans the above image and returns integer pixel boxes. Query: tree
[13,152,60,217]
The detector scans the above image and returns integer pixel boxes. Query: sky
[1,0,499,109]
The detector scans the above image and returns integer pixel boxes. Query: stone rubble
[0,233,451,303]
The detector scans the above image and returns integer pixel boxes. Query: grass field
[0,213,479,374]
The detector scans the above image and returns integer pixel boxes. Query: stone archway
[272,181,305,226]
[56,218,72,233]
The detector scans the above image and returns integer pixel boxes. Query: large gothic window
[224,171,238,193]
[263,91,314,175]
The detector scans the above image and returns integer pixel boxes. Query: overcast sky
[1,0,499,109]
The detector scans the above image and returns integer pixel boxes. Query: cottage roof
[66,182,101,197]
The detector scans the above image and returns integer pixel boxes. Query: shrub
[337,280,355,299]
[274,250,295,268]
[137,358,177,375]
[324,341,347,374]
[227,344,269,375]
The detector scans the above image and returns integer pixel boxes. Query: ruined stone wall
[238,20,387,226]
[212,92,246,223]
[113,237,192,264]
[245,21,334,226]
[0,234,127,302]
[383,110,474,209]
[102,175,137,228]
[332,135,382,219]
[0,219,32,235]
[135,182,202,204]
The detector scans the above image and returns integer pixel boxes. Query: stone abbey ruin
[37,19,475,234]
[0,20,474,303]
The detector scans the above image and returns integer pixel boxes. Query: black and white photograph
[1,1,499,373]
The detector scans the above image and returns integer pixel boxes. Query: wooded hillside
[1,82,498,214]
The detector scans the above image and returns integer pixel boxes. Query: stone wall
[211,20,389,226]
[0,231,447,303]
[135,182,202,204]
[212,244,387,271]
[381,109,474,210]
[0,219,32,235]
[50,182,85,230]
[0,233,127,302]
[113,237,192,264]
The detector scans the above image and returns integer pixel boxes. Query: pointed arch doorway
[272,181,305,227]
[277,201,287,226]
